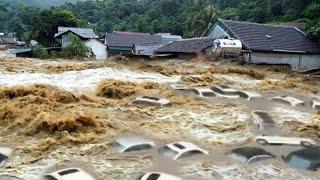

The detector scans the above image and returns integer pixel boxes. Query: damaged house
[55,27,107,60]
[203,19,320,72]
[155,38,215,59]
[103,32,163,57]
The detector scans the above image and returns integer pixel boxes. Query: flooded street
[0,58,319,179]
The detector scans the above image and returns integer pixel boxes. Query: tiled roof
[105,33,163,47]
[220,20,320,54]
[156,38,214,53]
[54,27,97,39]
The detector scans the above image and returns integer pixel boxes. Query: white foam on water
[0,67,180,93]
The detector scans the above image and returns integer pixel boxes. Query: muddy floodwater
[0,57,319,179]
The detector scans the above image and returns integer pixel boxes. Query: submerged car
[0,147,12,166]
[282,147,320,171]
[255,135,316,147]
[237,91,262,101]
[211,85,239,95]
[159,141,208,160]
[113,137,155,153]
[139,172,182,180]
[191,88,217,98]
[132,96,170,106]
[44,168,95,180]
[312,100,320,109]
[270,96,304,106]
[228,146,275,164]
[252,110,275,131]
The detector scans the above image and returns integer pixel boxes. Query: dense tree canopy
[0,0,319,46]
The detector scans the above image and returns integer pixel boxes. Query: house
[155,37,215,59]
[132,42,165,57]
[103,32,163,56]
[203,19,320,72]
[54,27,98,47]
[85,39,107,60]
[156,33,183,44]
[54,27,107,60]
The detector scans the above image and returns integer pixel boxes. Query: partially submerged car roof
[230,147,275,161]
[270,96,304,106]
[115,137,155,152]
[139,172,182,180]
[252,110,275,124]
[132,96,170,106]
[283,147,320,171]
[0,147,12,165]
[0,147,12,157]
[165,141,209,155]
[45,167,95,180]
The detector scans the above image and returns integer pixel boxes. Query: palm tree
[188,4,217,37]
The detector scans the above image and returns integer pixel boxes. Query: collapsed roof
[156,38,214,54]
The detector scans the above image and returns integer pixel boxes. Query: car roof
[115,137,155,148]
[166,141,207,154]
[231,147,275,160]
[252,111,275,124]
[285,147,320,161]
[142,172,182,180]
[0,147,12,157]
[46,168,95,180]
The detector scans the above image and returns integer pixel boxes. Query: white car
[237,91,262,101]
[44,168,95,180]
[139,172,182,180]
[113,137,155,153]
[270,96,304,106]
[191,88,217,98]
[132,96,170,106]
[170,84,190,91]
[255,135,317,147]
[160,141,208,160]
[0,147,12,166]
[252,110,275,131]
[210,85,241,99]
[312,100,320,109]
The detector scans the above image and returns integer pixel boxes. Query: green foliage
[0,0,320,43]
[59,34,90,59]
[32,44,49,59]
[30,9,79,46]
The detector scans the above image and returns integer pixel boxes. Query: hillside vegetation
[0,0,319,46]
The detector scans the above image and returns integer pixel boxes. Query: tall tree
[30,9,79,46]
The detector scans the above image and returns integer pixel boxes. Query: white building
[85,39,107,60]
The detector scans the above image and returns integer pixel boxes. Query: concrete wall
[246,52,320,72]
[207,24,231,40]
[85,39,107,60]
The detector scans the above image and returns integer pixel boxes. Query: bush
[32,44,49,59]
[60,34,90,59]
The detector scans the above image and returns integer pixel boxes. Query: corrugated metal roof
[105,33,163,47]
[54,26,97,39]
[219,20,320,54]
[156,38,214,53]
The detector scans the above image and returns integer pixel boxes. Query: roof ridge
[177,37,208,42]
[220,19,296,29]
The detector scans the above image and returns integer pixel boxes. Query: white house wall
[247,52,320,72]
[85,39,107,60]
